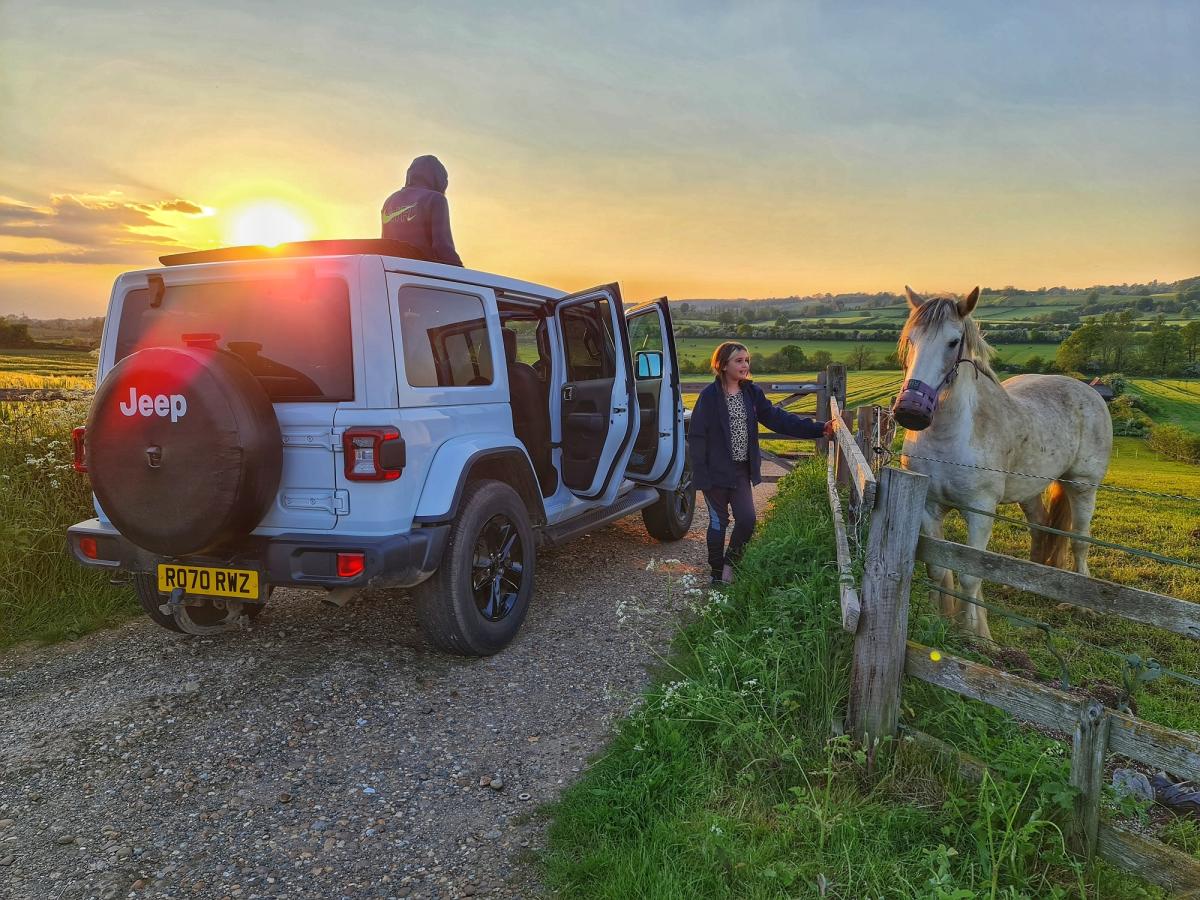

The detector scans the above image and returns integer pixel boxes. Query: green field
[0,349,96,392]
[673,337,1062,371]
[1127,379,1200,431]
[0,349,96,376]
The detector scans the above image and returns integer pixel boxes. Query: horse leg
[922,506,956,622]
[960,509,996,642]
[1063,484,1098,578]
[1019,497,1045,563]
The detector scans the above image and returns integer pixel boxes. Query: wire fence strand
[943,502,1200,571]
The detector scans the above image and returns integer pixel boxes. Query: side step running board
[540,486,658,547]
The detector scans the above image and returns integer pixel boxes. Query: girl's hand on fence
[822,420,834,440]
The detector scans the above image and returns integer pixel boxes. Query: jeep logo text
[119,387,188,422]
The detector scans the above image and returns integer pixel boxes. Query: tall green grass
[542,464,1155,898]
[0,396,136,647]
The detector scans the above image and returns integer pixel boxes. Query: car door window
[561,299,616,381]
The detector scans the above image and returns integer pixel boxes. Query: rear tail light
[79,537,99,560]
[336,552,365,578]
[342,427,405,481]
[72,426,88,473]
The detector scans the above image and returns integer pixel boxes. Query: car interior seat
[503,328,556,495]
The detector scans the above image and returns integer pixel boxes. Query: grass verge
[541,462,1159,898]
[0,397,137,648]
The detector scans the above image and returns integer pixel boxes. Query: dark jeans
[703,463,755,578]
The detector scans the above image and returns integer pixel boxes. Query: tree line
[1055,313,1200,376]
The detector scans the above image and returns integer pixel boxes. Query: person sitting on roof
[381,154,464,267]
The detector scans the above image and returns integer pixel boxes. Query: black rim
[673,467,695,522]
[471,514,525,622]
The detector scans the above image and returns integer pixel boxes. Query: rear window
[114,277,353,402]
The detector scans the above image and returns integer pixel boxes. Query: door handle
[562,384,574,401]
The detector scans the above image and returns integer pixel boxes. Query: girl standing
[687,342,831,585]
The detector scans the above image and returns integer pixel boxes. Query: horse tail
[1032,482,1073,569]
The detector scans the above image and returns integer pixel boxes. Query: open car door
[551,284,636,506]
[624,298,685,488]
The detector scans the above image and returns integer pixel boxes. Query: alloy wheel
[470,514,526,621]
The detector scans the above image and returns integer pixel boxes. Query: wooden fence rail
[917,536,1200,639]
[829,396,875,510]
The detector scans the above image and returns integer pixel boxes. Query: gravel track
[0,470,783,900]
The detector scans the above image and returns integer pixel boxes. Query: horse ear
[957,287,980,318]
[905,285,924,309]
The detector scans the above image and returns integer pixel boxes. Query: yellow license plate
[157,564,259,599]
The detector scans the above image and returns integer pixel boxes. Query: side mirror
[635,350,663,379]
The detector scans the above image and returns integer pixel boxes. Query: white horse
[893,286,1113,640]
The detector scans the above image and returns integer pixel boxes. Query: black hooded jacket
[381,155,463,266]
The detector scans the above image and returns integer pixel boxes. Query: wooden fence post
[1069,700,1110,860]
[848,466,928,760]
[826,363,847,412]
[815,371,829,455]
[856,405,875,460]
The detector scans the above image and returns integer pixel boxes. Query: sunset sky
[1,1,1197,317]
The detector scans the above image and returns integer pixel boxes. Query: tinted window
[561,299,617,382]
[397,286,493,387]
[114,277,353,402]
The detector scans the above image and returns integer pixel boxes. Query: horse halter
[892,338,983,430]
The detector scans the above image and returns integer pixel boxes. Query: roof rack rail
[159,239,433,267]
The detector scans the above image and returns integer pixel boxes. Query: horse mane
[897,296,997,382]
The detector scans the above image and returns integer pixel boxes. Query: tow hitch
[159,587,250,635]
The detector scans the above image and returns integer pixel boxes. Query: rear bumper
[66,519,449,590]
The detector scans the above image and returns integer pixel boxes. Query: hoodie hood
[405,155,449,193]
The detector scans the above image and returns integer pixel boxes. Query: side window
[561,299,617,382]
[396,286,493,387]
[504,318,541,368]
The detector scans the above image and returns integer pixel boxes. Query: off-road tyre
[415,480,535,656]
[642,458,695,542]
[133,573,266,633]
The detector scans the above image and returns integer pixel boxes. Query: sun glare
[228,202,310,247]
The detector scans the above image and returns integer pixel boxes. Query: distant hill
[671,276,1200,325]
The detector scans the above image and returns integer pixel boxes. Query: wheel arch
[413,439,546,528]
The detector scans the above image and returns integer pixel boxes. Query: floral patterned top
[725,390,749,462]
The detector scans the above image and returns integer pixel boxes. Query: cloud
[0,193,206,264]
[157,199,204,214]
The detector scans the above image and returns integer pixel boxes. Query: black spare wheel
[86,346,283,556]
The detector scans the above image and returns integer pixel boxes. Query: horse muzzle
[893,379,938,431]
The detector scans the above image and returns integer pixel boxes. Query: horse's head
[894,286,992,430]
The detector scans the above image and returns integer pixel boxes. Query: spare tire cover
[87,347,283,556]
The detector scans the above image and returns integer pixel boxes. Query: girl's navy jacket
[687,379,826,490]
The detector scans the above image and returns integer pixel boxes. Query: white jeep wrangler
[67,239,694,655]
